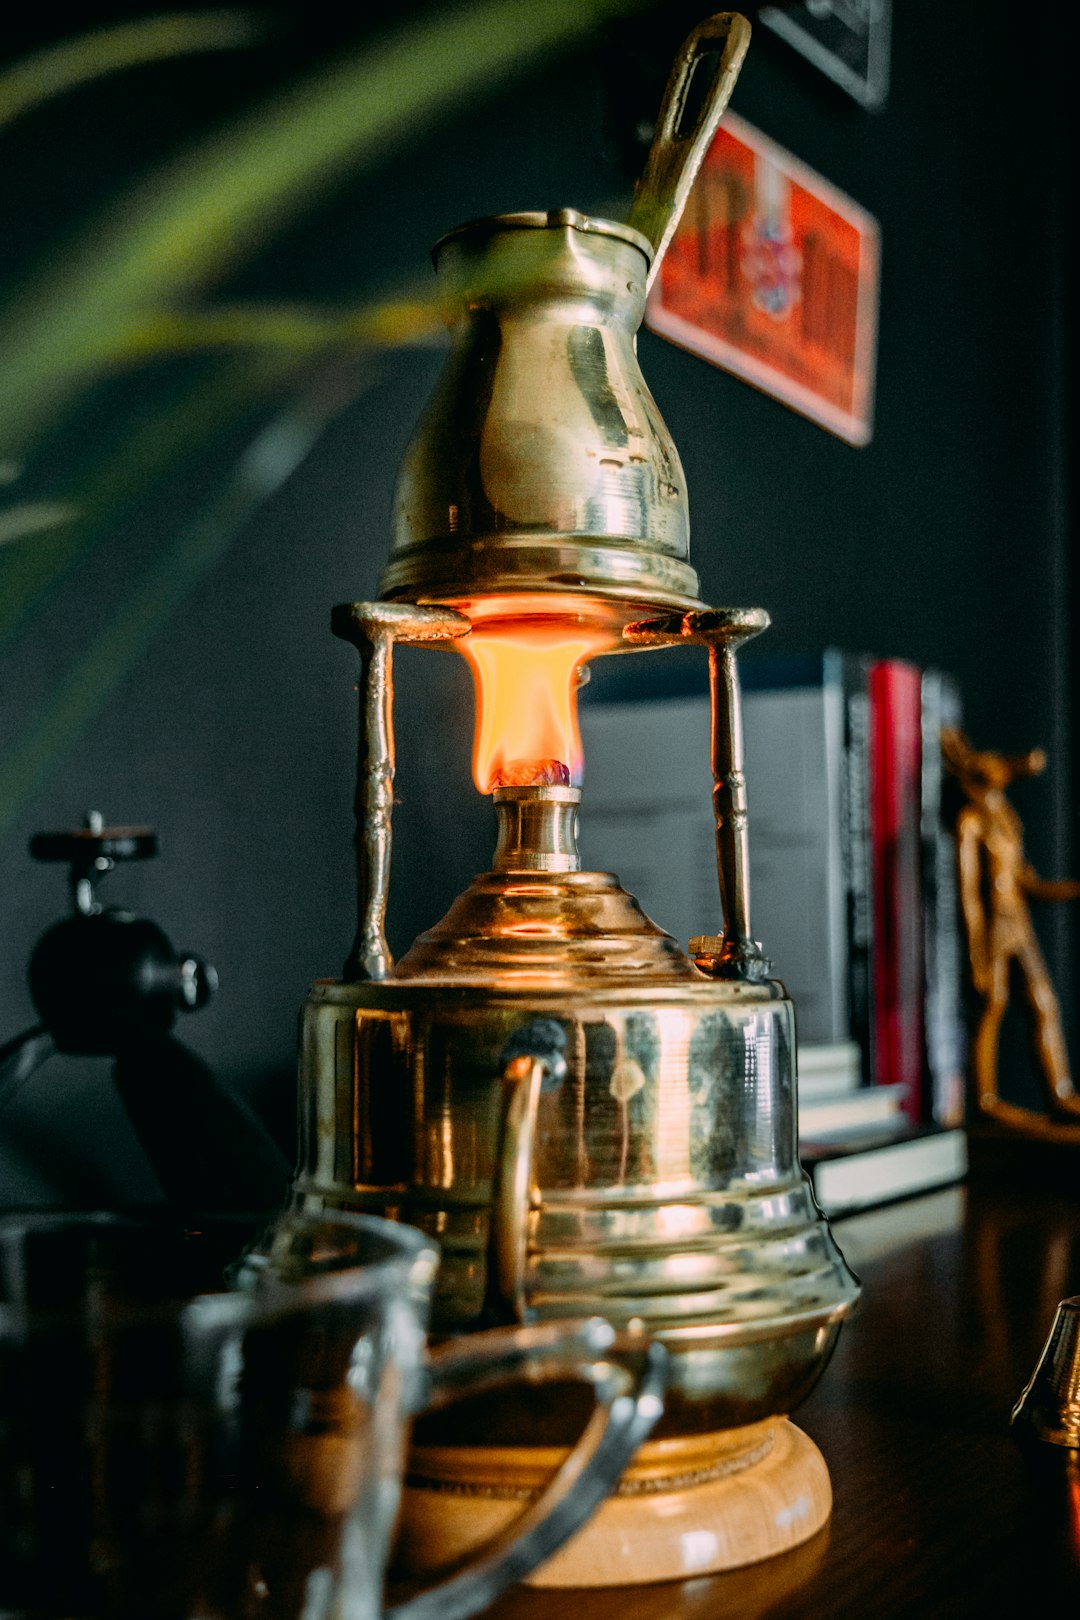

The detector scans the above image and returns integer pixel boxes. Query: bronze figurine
[942,728,1080,1134]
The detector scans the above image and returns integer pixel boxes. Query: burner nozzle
[492,786,581,874]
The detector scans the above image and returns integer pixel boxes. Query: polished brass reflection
[1013,1297,1080,1449]
[487,1032,569,1326]
[491,785,582,874]
[295,600,859,1419]
[295,973,857,1426]
[331,601,470,979]
[381,15,750,612]
[390,856,699,986]
[624,608,770,979]
[627,13,751,291]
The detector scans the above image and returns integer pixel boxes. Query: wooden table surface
[481,1174,1080,1618]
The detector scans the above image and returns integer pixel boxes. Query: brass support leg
[623,606,770,979]
[332,601,470,981]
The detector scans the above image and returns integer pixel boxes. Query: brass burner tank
[293,609,858,1432]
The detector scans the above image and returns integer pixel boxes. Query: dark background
[0,1,1072,1203]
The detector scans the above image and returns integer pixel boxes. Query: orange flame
[458,616,616,794]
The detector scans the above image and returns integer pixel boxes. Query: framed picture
[646,112,880,446]
[760,0,892,111]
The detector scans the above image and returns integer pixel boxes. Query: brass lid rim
[433,208,653,266]
[379,565,704,617]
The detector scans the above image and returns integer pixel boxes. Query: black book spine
[837,654,875,1085]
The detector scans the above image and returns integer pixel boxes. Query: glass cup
[0,1210,664,1620]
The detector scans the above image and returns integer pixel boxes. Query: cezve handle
[628,11,751,292]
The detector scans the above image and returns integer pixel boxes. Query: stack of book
[580,648,968,1215]
[795,1038,966,1215]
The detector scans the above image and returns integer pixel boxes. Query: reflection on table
[479,1176,1080,1618]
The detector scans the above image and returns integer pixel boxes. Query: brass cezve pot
[382,13,754,616]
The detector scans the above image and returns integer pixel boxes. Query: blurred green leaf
[0,270,452,639]
[0,0,641,458]
[0,360,367,837]
[0,501,79,548]
[0,0,649,831]
[0,349,316,648]
[0,11,261,130]
[119,292,448,359]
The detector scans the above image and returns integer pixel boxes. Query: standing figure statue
[942,728,1080,1132]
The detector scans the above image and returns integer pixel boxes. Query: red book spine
[869,661,925,1122]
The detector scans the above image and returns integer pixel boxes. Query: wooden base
[397,1419,832,1587]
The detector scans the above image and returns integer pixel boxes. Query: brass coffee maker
[291,13,858,1585]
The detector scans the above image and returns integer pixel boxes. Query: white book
[799,1082,905,1138]
[579,695,719,943]
[798,1040,862,1076]
[579,668,853,1046]
[804,1128,968,1216]
[797,1039,862,1099]
[741,683,848,1044]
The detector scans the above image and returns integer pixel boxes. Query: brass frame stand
[294,14,858,1590]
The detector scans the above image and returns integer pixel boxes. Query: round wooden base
[398,1419,831,1587]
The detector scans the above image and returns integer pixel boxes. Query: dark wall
[0,2,1071,1202]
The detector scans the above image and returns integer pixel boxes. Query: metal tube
[702,636,766,976]
[623,605,770,980]
[492,786,582,874]
[332,601,471,982]
[350,626,395,981]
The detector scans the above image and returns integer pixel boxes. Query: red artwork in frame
[647,112,880,446]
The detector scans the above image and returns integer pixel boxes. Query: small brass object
[1012,1296,1080,1448]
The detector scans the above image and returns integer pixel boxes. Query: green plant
[0,0,645,836]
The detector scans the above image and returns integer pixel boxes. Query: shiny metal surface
[380,18,750,611]
[292,970,859,1426]
[331,602,470,979]
[624,608,770,980]
[294,12,860,1469]
[492,785,582,874]
[383,214,697,609]
[487,1027,569,1325]
[1011,1295,1080,1448]
[390,866,701,987]
[627,12,751,291]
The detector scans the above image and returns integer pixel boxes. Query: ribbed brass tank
[292,860,859,1435]
[379,210,703,612]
